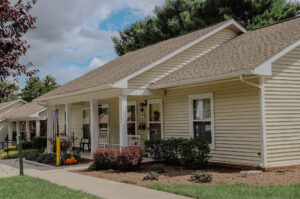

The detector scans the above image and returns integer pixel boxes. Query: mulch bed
[72,162,300,187]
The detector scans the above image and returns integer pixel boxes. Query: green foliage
[112,0,300,55]
[180,137,210,169]
[20,141,33,149]
[0,176,100,199]
[0,81,19,102]
[32,136,47,149]
[88,162,98,170]
[21,75,58,102]
[144,137,210,168]
[143,171,160,181]
[150,164,166,174]
[148,184,300,199]
[191,170,212,183]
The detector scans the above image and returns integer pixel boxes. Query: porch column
[26,120,31,141]
[119,95,128,148]
[8,122,13,146]
[90,100,98,153]
[16,121,20,142]
[36,120,41,137]
[65,103,72,150]
[46,105,54,153]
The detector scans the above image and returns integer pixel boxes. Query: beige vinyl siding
[264,45,300,166]
[164,78,261,165]
[128,28,237,89]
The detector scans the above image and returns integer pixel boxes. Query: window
[127,102,137,135]
[189,93,214,149]
[98,104,109,131]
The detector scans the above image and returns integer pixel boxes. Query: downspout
[240,75,267,168]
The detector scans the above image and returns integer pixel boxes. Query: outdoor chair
[80,138,91,152]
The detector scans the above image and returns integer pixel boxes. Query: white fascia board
[252,39,300,76]
[36,84,112,102]
[149,69,251,89]
[112,20,246,88]
[29,108,47,118]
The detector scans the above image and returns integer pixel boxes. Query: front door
[82,108,90,138]
[148,99,163,140]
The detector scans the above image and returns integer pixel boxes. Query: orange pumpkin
[65,157,78,165]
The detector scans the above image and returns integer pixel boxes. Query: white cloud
[20,0,164,86]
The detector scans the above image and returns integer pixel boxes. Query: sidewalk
[0,160,191,199]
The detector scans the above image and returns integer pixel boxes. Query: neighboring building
[0,102,47,142]
[0,99,27,142]
[37,17,300,169]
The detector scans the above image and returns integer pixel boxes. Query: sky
[19,0,164,88]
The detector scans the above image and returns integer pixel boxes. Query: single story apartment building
[37,17,300,169]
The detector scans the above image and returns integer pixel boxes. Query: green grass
[0,149,39,159]
[148,184,300,199]
[0,175,101,199]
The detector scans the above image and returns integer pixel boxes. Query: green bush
[150,164,165,174]
[25,152,56,164]
[32,136,47,149]
[144,137,210,169]
[191,170,212,183]
[88,162,97,170]
[143,171,160,181]
[144,139,163,161]
[21,141,33,149]
[180,137,210,169]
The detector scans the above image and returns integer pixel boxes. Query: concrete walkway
[0,160,191,199]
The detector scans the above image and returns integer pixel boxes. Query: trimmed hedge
[32,136,47,149]
[21,141,33,149]
[144,137,210,169]
[26,152,81,165]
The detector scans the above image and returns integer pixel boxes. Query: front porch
[46,88,165,154]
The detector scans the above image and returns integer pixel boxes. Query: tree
[0,0,38,99]
[21,75,58,102]
[112,0,300,56]
[0,81,19,102]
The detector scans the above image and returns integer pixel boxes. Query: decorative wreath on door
[153,111,160,121]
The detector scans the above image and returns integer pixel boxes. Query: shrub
[150,164,165,174]
[4,146,17,152]
[25,152,56,164]
[144,139,163,161]
[160,138,183,164]
[191,170,212,183]
[144,137,210,169]
[143,171,160,181]
[32,136,47,149]
[25,152,40,161]
[88,162,97,170]
[117,146,142,171]
[93,148,119,170]
[21,141,33,149]
[180,137,210,169]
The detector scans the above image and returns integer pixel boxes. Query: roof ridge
[251,15,300,31]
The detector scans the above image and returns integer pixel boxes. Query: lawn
[0,175,101,199]
[0,149,39,159]
[148,184,300,199]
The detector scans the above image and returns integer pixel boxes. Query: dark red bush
[118,146,142,171]
[93,148,119,170]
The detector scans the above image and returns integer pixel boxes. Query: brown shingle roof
[0,99,25,110]
[1,102,45,119]
[40,20,230,99]
[153,16,300,87]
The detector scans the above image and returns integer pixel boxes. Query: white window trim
[189,93,215,150]
[147,99,164,139]
[98,104,109,132]
[127,101,137,135]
